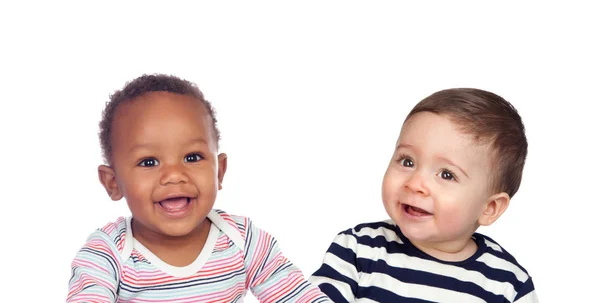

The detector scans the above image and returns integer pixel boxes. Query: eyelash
[184,153,204,163]
[397,153,414,167]
[438,169,457,182]
[137,153,205,167]
[396,153,458,182]
[138,157,158,167]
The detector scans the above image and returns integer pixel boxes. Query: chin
[396,221,433,241]
[159,218,206,237]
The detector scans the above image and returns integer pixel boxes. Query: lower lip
[402,204,433,220]
[156,199,193,219]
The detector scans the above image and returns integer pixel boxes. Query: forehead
[117,90,204,113]
[399,112,491,169]
[111,92,214,148]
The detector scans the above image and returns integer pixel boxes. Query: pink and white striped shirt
[67,209,330,303]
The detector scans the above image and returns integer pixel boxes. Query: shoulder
[474,233,534,287]
[475,233,529,272]
[210,209,249,234]
[208,209,253,250]
[350,219,398,235]
[330,219,402,250]
[73,217,128,268]
[85,217,128,251]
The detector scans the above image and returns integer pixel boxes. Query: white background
[1,1,598,302]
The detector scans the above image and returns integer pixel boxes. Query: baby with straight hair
[310,88,538,302]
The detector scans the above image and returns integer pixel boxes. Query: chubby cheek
[193,167,219,190]
[120,172,156,203]
[381,171,403,212]
[437,209,465,232]
[434,197,480,234]
[196,178,218,200]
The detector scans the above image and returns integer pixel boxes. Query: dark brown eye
[138,158,159,167]
[440,170,455,181]
[185,154,203,163]
[401,158,414,167]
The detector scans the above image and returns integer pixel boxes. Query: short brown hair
[405,88,527,197]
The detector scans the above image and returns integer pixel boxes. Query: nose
[159,162,189,185]
[404,171,430,196]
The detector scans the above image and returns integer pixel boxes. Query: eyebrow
[129,138,208,152]
[438,156,469,178]
[396,143,414,150]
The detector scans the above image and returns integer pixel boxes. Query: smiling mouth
[158,197,191,212]
[404,204,433,216]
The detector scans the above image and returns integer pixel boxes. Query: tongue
[160,198,189,211]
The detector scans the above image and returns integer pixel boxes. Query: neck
[131,218,211,266]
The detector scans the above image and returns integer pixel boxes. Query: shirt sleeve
[244,218,331,303]
[66,231,121,303]
[513,277,539,303]
[309,229,360,303]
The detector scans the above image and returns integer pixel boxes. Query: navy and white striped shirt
[310,220,538,303]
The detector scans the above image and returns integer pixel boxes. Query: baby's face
[107,92,225,238]
[382,112,494,249]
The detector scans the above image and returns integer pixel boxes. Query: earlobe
[217,153,228,190]
[98,165,123,201]
[478,192,510,226]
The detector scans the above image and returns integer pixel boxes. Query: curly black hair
[99,74,220,165]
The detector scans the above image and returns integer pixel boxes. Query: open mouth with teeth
[404,204,433,217]
[158,197,192,212]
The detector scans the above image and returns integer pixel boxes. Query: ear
[217,153,228,190]
[98,165,123,201]
[478,192,510,226]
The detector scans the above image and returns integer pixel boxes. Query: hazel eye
[439,169,456,181]
[184,153,204,163]
[139,158,159,167]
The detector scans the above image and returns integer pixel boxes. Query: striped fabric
[309,220,538,303]
[67,209,330,303]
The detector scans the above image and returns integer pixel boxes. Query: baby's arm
[244,218,331,303]
[66,231,120,303]
[309,229,360,303]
